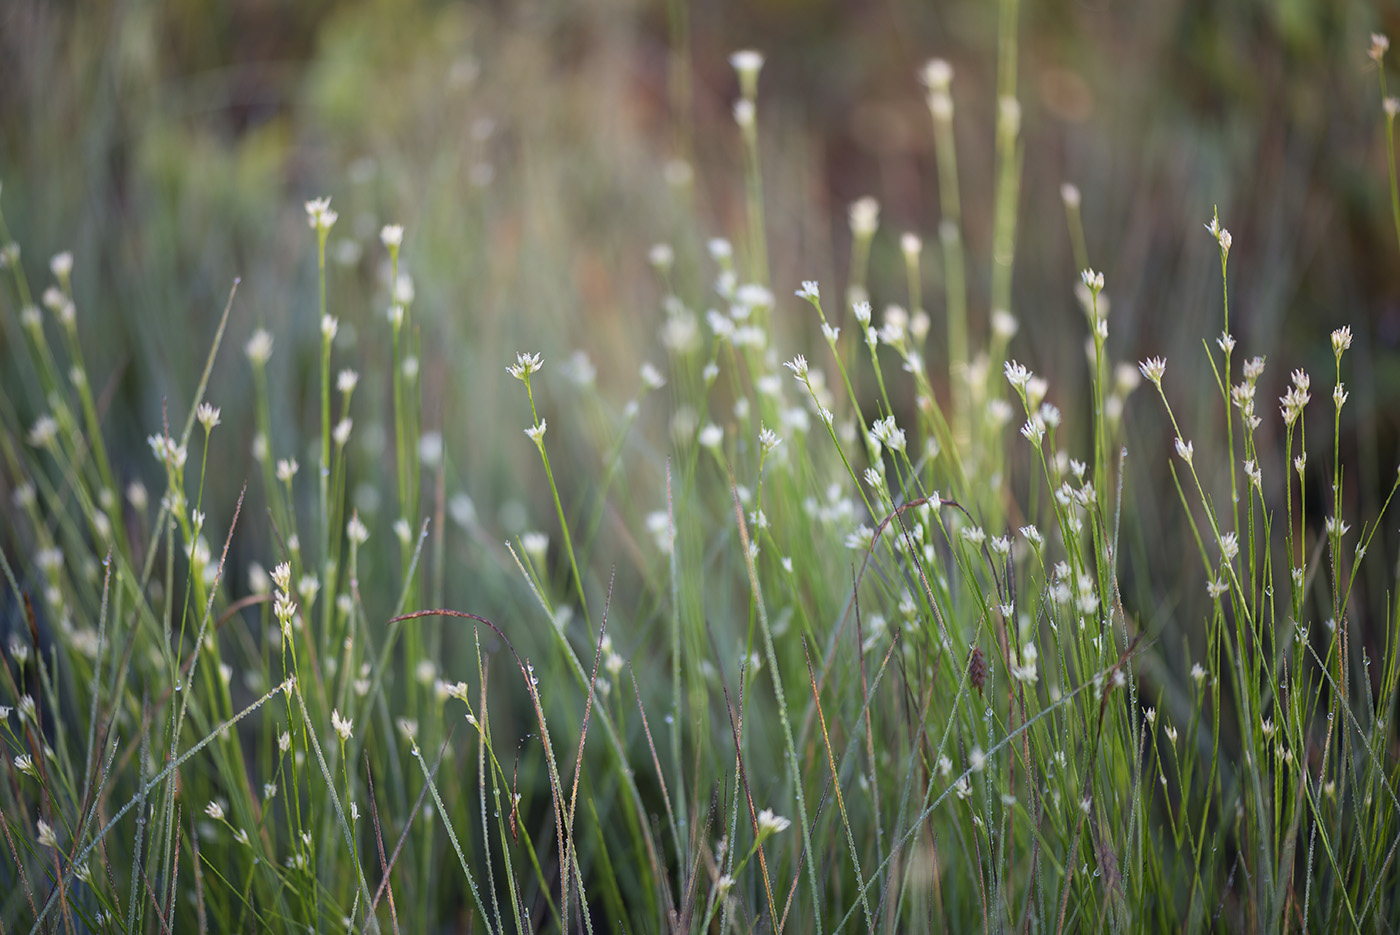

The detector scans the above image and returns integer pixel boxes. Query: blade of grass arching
[803,642,874,933]
[408,739,495,935]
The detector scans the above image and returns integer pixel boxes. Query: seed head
[332,709,353,742]
[968,646,986,694]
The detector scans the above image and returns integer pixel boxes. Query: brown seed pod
[968,646,986,695]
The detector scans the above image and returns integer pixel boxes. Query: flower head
[245,329,274,366]
[1331,326,1352,357]
[508,352,543,381]
[332,709,353,742]
[756,808,790,837]
[380,224,404,249]
[196,403,221,432]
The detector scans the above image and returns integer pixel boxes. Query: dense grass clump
[1,20,1400,935]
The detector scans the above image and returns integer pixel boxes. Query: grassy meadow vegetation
[2,0,1400,931]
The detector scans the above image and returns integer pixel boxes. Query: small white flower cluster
[148,432,188,472]
[1204,215,1232,254]
[305,197,338,233]
[869,415,906,454]
[272,561,297,641]
[508,351,543,381]
[1279,368,1310,426]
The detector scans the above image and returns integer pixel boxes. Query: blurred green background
[3,0,1399,699]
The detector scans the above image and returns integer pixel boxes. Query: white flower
[522,531,549,565]
[1080,269,1105,292]
[1004,360,1033,390]
[394,518,412,544]
[871,415,907,453]
[205,801,225,821]
[380,224,404,248]
[525,420,547,447]
[1060,182,1081,208]
[647,243,674,269]
[305,197,337,232]
[148,433,188,470]
[795,280,820,302]
[845,525,875,551]
[1370,33,1390,63]
[759,425,782,454]
[37,820,59,849]
[333,418,353,446]
[852,300,872,326]
[1174,437,1194,465]
[196,402,221,431]
[640,362,666,390]
[1190,663,1206,683]
[848,197,879,236]
[243,328,275,367]
[969,747,986,772]
[332,709,353,742]
[1331,326,1352,356]
[28,416,59,448]
[756,808,790,837]
[276,458,299,483]
[1165,723,1178,744]
[1218,532,1239,562]
[346,515,370,544]
[508,352,543,380]
[919,58,953,92]
[14,754,35,777]
[49,251,73,279]
[733,98,756,128]
[1139,357,1166,385]
[1333,383,1348,409]
[784,355,809,379]
[698,424,723,450]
